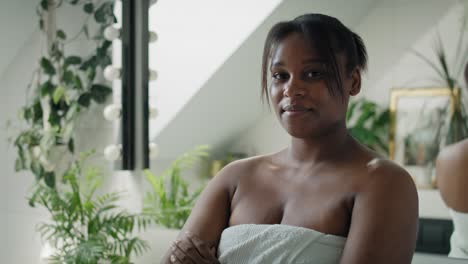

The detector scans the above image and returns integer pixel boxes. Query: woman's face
[269,32,359,139]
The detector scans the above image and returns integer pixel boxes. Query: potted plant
[412,8,468,145]
[32,151,149,264]
[138,146,210,260]
[346,98,390,156]
[11,0,115,190]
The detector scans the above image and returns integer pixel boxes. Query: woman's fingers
[185,231,220,263]
[169,253,183,264]
[186,232,213,253]
[170,242,195,264]
[168,232,220,264]
[173,239,205,263]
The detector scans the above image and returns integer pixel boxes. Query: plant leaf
[15,158,25,172]
[434,32,454,88]
[40,0,48,10]
[65,56,82,66]
[73,75,83,90]
[412,49,446,82]
[83,3,94,14]
[44,172,56,188]
[40,57,56,75]
[57,29,67,40]
[78,93,92,107]
[40,81,55,97]
[68,139,75,153]
[90,84,112,103]
[52,86,65,104]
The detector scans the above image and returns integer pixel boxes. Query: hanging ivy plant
[12,0,116,191]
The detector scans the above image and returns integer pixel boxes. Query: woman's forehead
[270,33,321,63]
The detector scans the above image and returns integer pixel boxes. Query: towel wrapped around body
[449,209,468,258]
[217,224,346,264]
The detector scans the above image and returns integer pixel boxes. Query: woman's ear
[349,68,361,96]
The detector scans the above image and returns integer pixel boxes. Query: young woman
[163,13,418,264]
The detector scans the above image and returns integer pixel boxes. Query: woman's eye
[304,70,323,79]
[272,72,289,80]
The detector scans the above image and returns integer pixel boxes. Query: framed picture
[388,87,458,188]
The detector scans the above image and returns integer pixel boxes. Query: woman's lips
[283,109,312,117]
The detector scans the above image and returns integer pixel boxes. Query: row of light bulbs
[103,104,159,121]
[103,24,160,162]
[104,142,159,161]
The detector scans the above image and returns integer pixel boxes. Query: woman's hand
[160,160,244,264]
[168,231,220,264]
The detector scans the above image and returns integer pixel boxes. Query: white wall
[0,0,37,77]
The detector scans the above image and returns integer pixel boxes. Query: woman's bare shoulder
[360,158,417,201]
[437,138,468,165]
[214,153,275,187]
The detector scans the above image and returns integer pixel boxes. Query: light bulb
[104,144,122,161]
[149,142,159,159]
[149,31,158,43]
[149,70,158,81]
[104,66,121,81]
[149,106,159,119]
[103,104,122,121]
[104,26,121,41]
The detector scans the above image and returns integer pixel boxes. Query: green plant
[31,151,150,264]
[412,6,468,144]
[143,145,210,229]
[346,98,390,155]
[11,0,115,190]
[403,108,445,165]
[207,151,247,178]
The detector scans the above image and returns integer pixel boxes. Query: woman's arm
[339,160,419,264]
[161,161,242,263]
[436,140,468,212]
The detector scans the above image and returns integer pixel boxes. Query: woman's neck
[286,122,352,165]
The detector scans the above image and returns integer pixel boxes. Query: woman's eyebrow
[302,58,326,65]
[271,61,285,68]
[270,59,325,68]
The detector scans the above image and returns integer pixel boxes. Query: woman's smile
[283,109,313,117]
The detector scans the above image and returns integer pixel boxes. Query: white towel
[217,224,346,264]
[449,209,468,258]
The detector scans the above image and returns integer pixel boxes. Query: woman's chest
[228,172,356,237]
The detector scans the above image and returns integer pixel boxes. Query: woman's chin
[284,126,317,139]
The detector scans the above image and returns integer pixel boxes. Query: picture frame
[388,87,458,188]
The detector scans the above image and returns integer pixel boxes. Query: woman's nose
[283,77,305,97]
